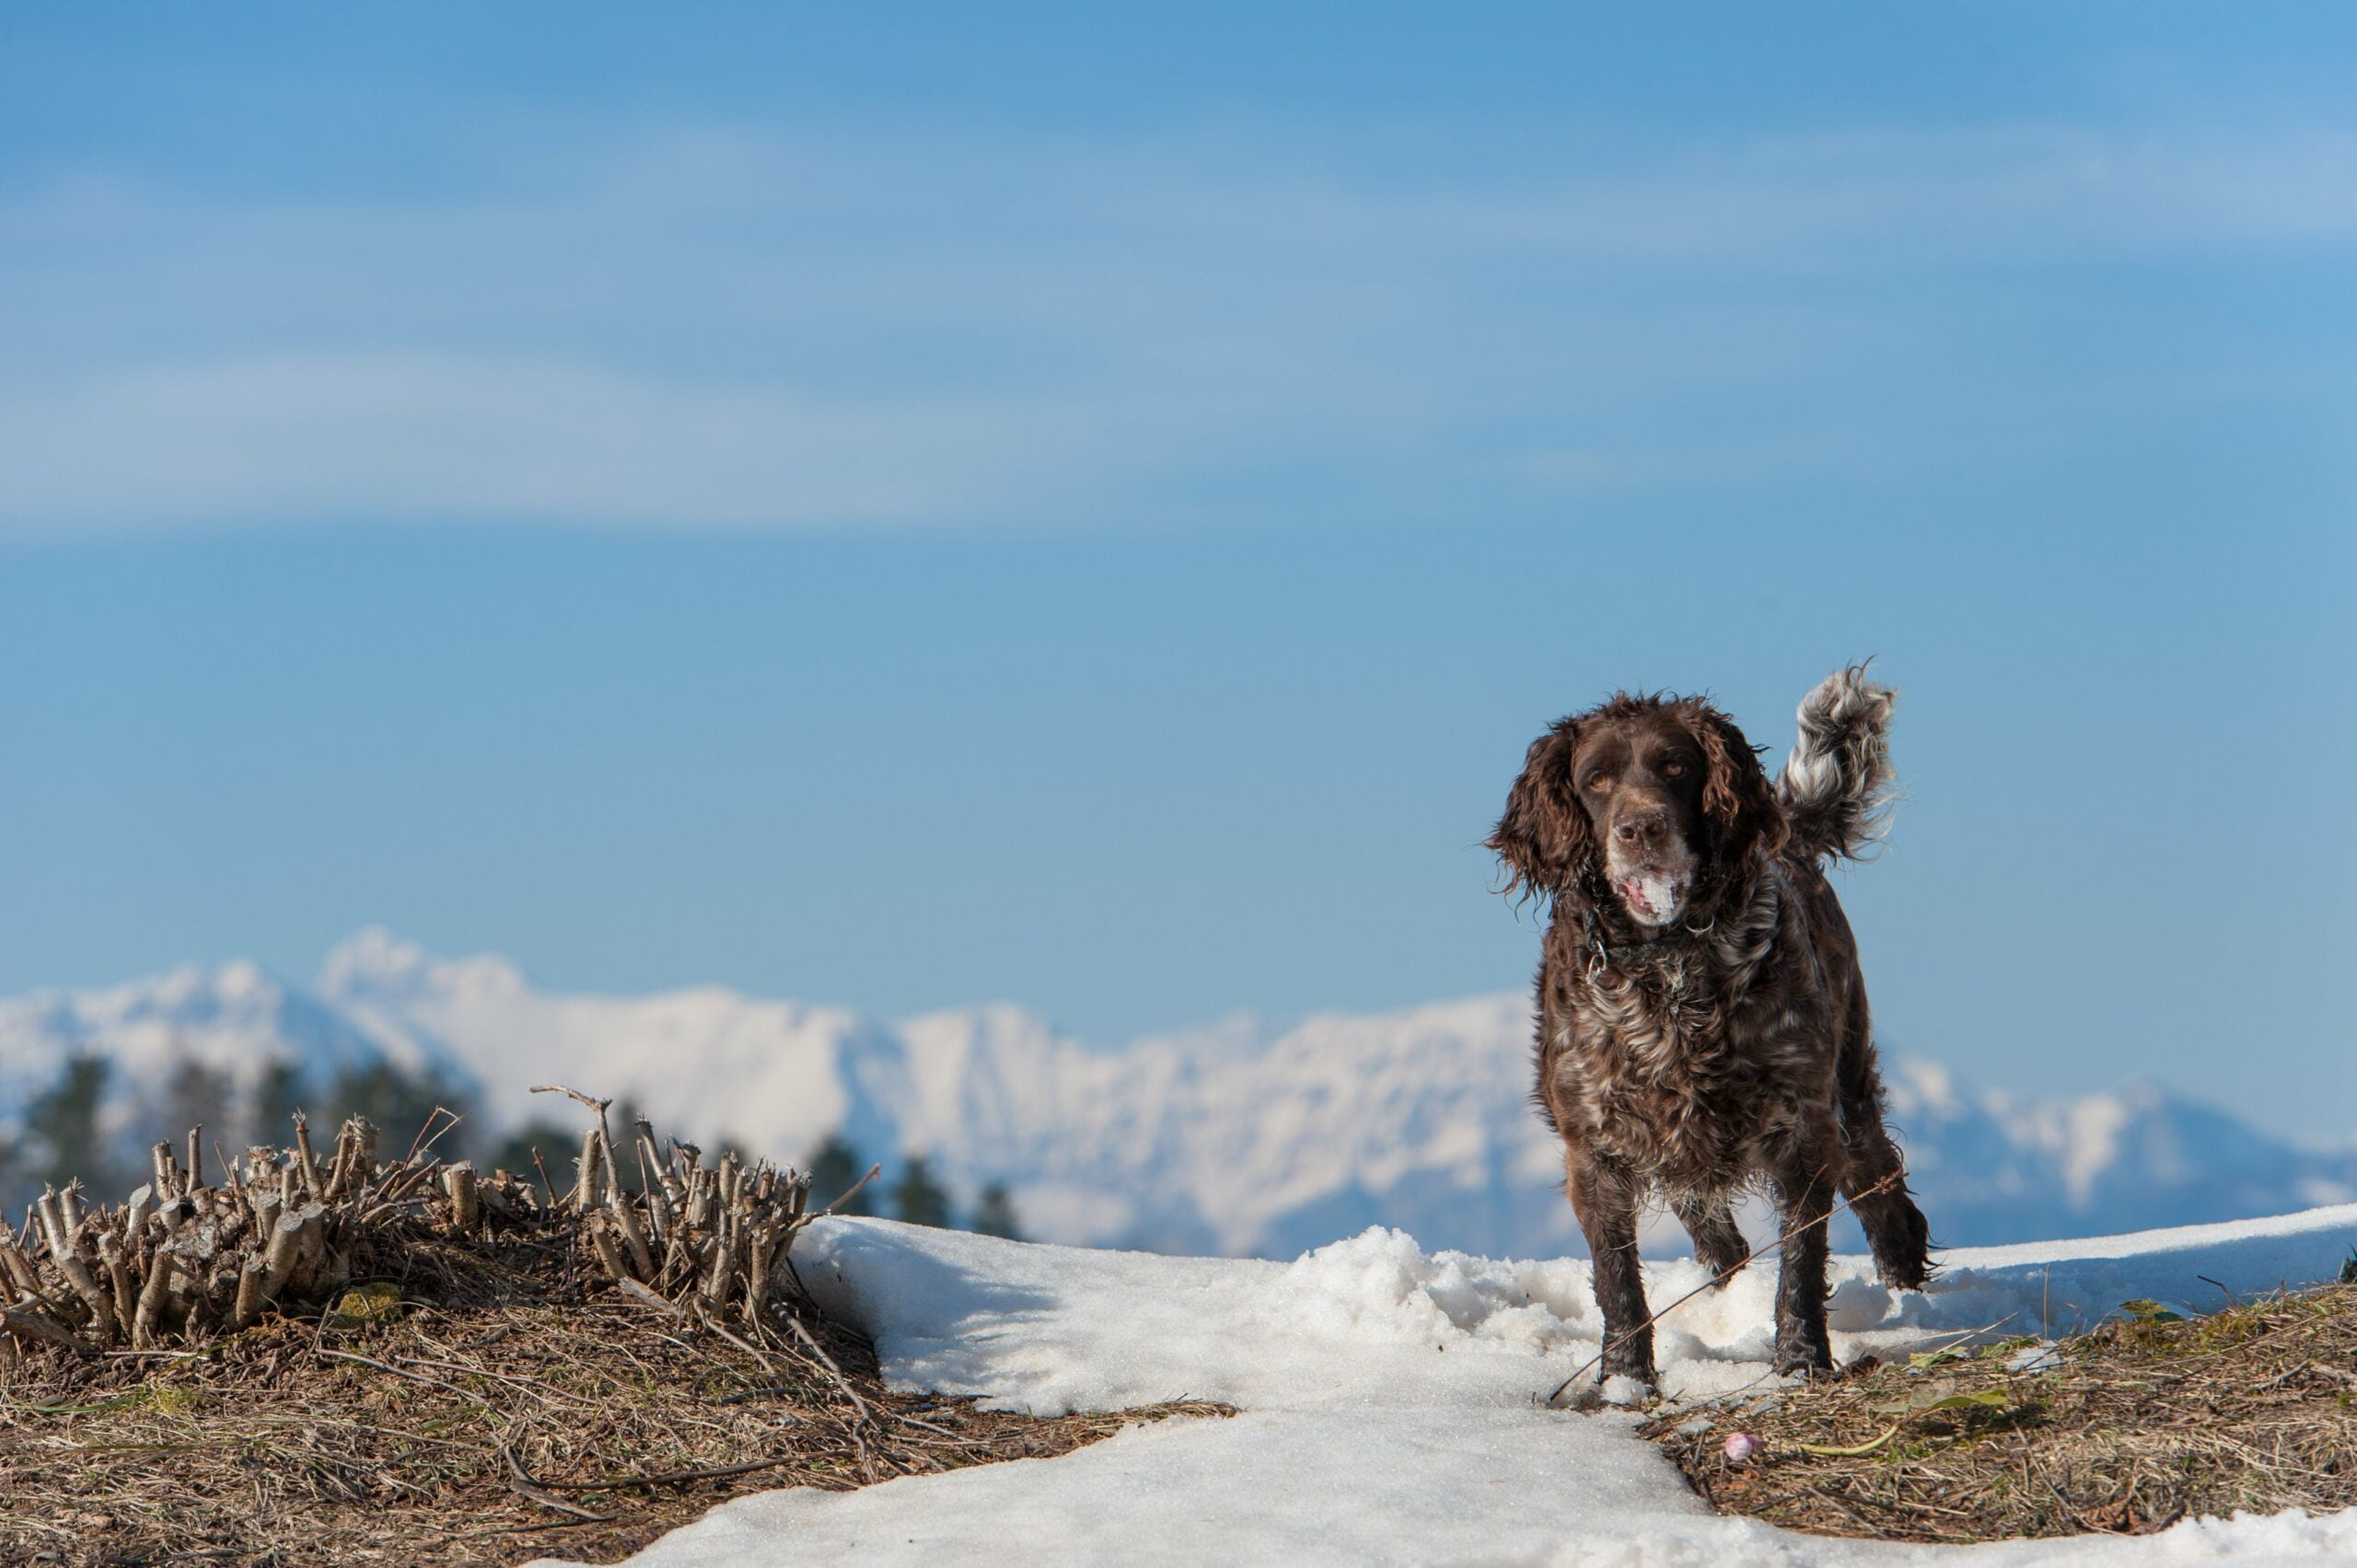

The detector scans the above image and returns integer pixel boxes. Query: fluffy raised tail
[1778,663,1898,864]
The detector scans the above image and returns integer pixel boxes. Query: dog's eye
[1584,774,1613,793]
[1662,760,1688,779]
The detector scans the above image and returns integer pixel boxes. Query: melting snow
[543,1204,2357,1566]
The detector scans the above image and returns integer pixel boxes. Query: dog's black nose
[1614,811,1667,849]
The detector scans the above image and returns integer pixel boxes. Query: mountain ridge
[4,928,2350,1258]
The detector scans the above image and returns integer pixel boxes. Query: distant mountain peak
[318,926,527,1004]
[318,926,433,992]
[7,932,2348,1260]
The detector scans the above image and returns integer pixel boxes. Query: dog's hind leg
[1841,1129,1931,1292]
[1673,1193,1750,1283]
[1835,993,1933,1291]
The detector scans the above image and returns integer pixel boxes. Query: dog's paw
[1550,1379,1606,1411]
[1875,1259,1933,1294]
[1600,1350,1661,1390]
[1772,1339,1836,1381]
[1550,1373,1658,1412]
[1701,1252,1751,1287]
[1869,1202,1934,1291]
[1600,1373,1657,1408]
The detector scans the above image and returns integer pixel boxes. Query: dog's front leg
[1567,1152,1654,1389]
[1768,1138,1838,1378]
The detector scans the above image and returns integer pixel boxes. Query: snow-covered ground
[542,1204,2357,1567]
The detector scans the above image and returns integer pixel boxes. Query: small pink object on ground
[1723,1432,1763,1465]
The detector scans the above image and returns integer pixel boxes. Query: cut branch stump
[0,1086,819,1358]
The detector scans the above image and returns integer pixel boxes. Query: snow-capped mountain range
[5,929,2351,1258]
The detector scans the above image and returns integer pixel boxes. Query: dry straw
[1645,1274,2357,1542]
[0,1091,1221,1564]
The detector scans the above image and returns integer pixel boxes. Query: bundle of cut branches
[543,1084,816,1322]
[0,1092,1218,1567]
[0,1084,818,1358]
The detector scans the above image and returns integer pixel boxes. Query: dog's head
[1490,693,1784,927]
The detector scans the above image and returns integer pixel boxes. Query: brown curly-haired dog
[1491,666,1931,1393]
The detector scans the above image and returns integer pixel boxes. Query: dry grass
[1643,1274,2357,1543]
[1,1102,1225,1566]
[0,1214,1224,1566]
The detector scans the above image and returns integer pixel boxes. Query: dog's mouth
[1612,866,1689,927]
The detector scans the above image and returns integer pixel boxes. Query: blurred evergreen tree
[488,1120,576,1201]
[327,1061,471,1159]
[970,1181,1025,1241]
[246,1058,308,1152]
[807,1132,872,1215]
[604,1098,651,1191]
[485,1098,664,1203]
[162,1058,234,1177]
[24,1055,122,1196]
[890,1154,954,1228]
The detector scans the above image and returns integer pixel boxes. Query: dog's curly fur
[1490,665,1931,1389]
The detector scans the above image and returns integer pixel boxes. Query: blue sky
[2,5,2352,1132]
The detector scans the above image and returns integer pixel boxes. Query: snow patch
[556,1204,2357,1566]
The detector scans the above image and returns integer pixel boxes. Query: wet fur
[1490,667,1931,1388]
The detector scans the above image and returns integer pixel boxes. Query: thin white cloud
[0,354,1096,533]
[1368,126,2357,261]
[1,119,2349,534]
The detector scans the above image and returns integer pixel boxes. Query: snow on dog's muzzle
[1612,867,1689,926]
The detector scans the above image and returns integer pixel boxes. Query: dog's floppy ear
[1490,720,1592,904]
[1692,703,1787,866]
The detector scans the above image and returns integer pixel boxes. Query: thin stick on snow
[2199,1273,2243,1309]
